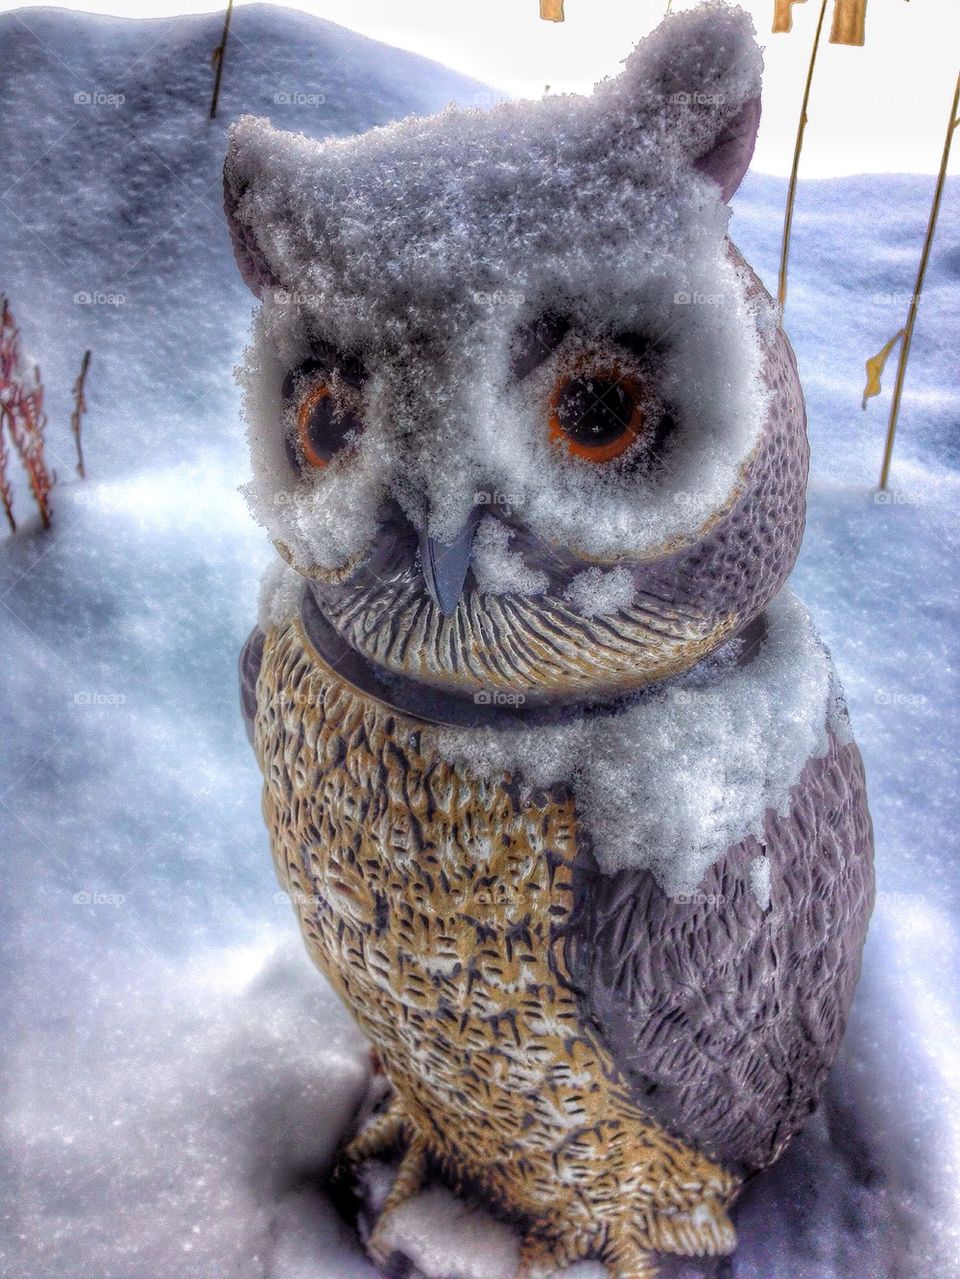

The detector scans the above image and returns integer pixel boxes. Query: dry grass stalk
[864,72,960,489]
[209,0,234,120]
[71,349,91,479]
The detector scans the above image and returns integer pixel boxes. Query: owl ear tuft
[693,95,761,203]
[224,115,286,299]
[613,2,763,202]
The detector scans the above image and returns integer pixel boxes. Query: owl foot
[595,1230,660,1279]
[339,1097,409,1169]
[366,1130,429,1267]
[516,1227,598,1278]
[644,1199,737,1259]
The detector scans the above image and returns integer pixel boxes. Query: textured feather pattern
[561,729,874,1174]
[315,567,733,702]
[252,615,743,1272]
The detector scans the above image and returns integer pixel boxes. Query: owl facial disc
[228,2,808,704]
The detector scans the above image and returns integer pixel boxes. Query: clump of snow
[470,516,549,596]
[375,1186,520,1279]
[364,1175,606,1279]
[827,668,856,746]
[432,590,834,896]
[749,855,772,909]
[231,3,769,575]
[257,556,305,629]
[564,565,637,617]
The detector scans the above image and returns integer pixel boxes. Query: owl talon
[516,1234,562,1278]
[367,1132,429,1266]
[339,1098,408,1169]
[601,1236,660,1279]
[516,1228,596,1278]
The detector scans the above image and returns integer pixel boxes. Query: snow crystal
[257,556,305,629]
[749,855,772,910]
[432,589,834,896]
[470,516,549,596]
[564,565,637,617]
[230,3,768,575]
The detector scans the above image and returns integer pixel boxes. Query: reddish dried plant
[0,296,53,530]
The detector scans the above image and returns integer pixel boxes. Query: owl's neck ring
[300,583,622,732]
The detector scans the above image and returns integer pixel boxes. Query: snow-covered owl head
[226,2,808,708]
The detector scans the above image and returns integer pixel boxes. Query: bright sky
[4,0,958,175]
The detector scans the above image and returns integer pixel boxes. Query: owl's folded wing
[560,730,874,1175]
[239,626,266,748]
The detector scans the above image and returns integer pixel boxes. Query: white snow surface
[232,3,771,571]
[1,5,958,1279]
[433,588,832,896]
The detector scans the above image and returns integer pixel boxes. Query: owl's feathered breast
[250,612,740,1246]
[246,586,872,1233]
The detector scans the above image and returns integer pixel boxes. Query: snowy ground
[1,6,958,1277]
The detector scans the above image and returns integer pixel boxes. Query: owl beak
[419,507,480,617]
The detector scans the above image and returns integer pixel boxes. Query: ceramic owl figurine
[227,5,873,1276]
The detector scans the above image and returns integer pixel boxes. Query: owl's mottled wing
[239,626,265,746]
[561,730,874,1174]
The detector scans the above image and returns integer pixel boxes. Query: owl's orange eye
[296,382,363,469]
[549,366,646,463]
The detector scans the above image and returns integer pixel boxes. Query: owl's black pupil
[555,378,634,446]
[305,395,360,461]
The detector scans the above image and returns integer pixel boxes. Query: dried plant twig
[0,296,54,530]
[209,0,234,120]
[864,71,960,489]
[777,0,829,309]
[71,349,91,479]
[0,405,16,532]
